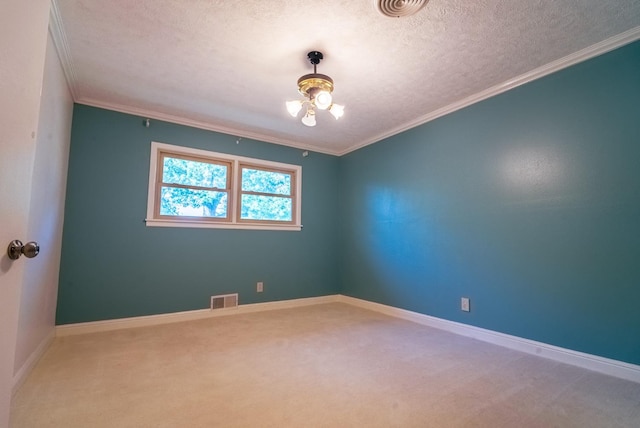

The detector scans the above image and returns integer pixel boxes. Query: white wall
[0,1,51,424]
[13,30,73,385]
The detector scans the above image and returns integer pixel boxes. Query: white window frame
[146,142,302,231]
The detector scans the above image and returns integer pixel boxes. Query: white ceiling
[51,0,640,155]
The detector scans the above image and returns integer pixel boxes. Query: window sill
[145,219,302,231]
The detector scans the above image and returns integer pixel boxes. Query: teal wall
[59,42,640,366]
[340,41,640,365]
[56,106,340,324]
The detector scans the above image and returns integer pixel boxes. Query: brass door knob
[7,240,40,260]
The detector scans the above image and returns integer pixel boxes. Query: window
[146,142,301,230]
[239,164,295,223]
[157,153,231,220]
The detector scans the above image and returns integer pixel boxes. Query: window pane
[160,186,227,218]
[241,168,291,195]
[240,195,292,221]
[163,156,227,189]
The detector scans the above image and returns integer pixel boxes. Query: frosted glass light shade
[329,103,344,119]
[301,109,316,127]
[286,100,303,117]
[315,91,332,110]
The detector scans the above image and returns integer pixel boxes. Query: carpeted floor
[11,303,640,427]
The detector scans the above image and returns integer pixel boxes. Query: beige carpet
[11,303,640,427]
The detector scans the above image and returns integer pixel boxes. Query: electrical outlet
[461,297,470,312]
[257,282,263,292]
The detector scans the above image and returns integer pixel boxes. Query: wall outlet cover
[461,297,470,312]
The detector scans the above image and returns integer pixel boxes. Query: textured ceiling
[52,0,640,155]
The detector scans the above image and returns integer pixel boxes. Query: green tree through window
[240,167,292,222]
[159,155,230,218]
[147,142,301,229]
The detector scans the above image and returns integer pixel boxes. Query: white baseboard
[336,295,640,383]
[55,295,340,337]
[53,294,640,383]
[12,329,56,395]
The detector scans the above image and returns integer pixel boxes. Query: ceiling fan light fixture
[301,108,317,127]
[286,51,344,126]
[286,100,303,117]
[315,91,333,110]
[329,103,345,120]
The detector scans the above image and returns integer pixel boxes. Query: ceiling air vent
[375,0,429,18]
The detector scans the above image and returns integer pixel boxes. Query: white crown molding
[337,295,640,384]
[75,97,341,156]
[46,0,340,156]
[48,0,80,100]
[55,295,340,336]
[338,26,640,156]
[50,10,638,158]
[12,329,55,395]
